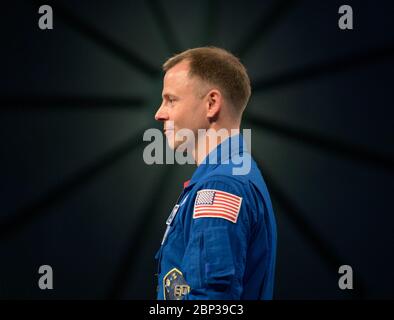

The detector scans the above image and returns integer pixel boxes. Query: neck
[192,125,240,165]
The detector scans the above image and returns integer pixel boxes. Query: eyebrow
[162,93,178,99]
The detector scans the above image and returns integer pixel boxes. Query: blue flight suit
[155,134,277,300]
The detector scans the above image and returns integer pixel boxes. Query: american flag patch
[193,189,242,223]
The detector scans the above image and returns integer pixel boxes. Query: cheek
[189,101,206,121]
[194,104,209,126]
[173,99,206,128]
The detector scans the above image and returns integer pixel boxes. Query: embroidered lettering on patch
[163,268,190,300]
[193,189,242,223]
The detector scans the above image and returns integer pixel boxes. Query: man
[154,47,277,300]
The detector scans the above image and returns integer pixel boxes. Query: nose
[155,103,169,122]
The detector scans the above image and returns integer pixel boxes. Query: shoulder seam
[195,174,249,187]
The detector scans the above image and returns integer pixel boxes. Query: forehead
[165,59,190,79]
[163,60,199,92]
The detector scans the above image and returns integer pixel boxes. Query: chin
[165,132,176,150]
[166,140,176,150]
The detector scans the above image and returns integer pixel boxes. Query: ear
[206,89,222,120]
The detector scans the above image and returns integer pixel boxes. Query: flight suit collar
[187,133,247,188]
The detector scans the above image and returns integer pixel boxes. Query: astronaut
[154,47,277,300]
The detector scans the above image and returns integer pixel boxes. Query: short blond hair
[163,47,251,114]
